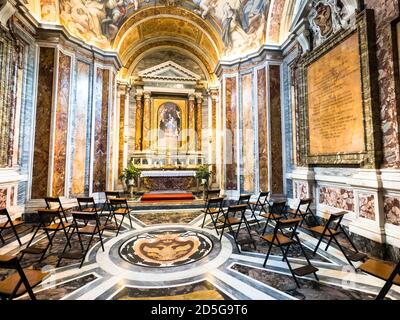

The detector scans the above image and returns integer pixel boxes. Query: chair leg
[79,233,95,268]
[128,212,133,229]
[116,215,125,236]
[262,217,271,235]
[56,231,74,267]
[209,214,220,236]
[331,235,354,267]
[279,245,300,288]
[98,229,105,251]
[263,242,274,267]
[10,223,22,246]
[340,225,360,253]
[0,231,5,244]
[40,231,57,261]
[324,237,333,251]
[201,213,207,228]
[312,234,324,256]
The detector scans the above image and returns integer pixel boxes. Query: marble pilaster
[188,94,196,152]
[225,77,237,191]
[195,95,202,151]
[257,68,268,192]
[31,47,55,199]
[52,51,71,197]
[210,89,218,185]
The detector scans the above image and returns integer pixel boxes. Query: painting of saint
[158,102,182,149]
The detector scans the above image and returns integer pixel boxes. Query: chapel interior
[0,0,400,301]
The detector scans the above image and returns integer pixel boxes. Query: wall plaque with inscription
[307,33,365,156]
[299,10,381,168]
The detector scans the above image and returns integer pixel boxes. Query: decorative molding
[138,60,201,83]
[309,0,358,48]
[0,0,16,27]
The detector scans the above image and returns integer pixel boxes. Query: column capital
[143,91,151,99]
[195,93,203,104]
[135,91,143,100]
[188,93,196,101]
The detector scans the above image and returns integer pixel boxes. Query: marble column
[135,92,143,151]
[196,94,202,152]
[142,92,151,151]
[188,94,196,152]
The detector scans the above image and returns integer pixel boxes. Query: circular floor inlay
[119,229,213,267]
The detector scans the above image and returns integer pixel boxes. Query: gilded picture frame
[151,97,188,152]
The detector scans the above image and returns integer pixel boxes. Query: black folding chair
[358,258,400,300]
[201,197,224,235]
[44,197,70,223]
[261,200,287,235]
[217,204,256,252]
[57,211,105,268]
[307,211,367,266]
[0,208,25,246]
[101,191,121,221]
[77,197,100,214]
[237,194,251,206]
[287,198,319,227]
[108,198,133,236]
[248,191,270,228]
[261,217,319,288]
[202,189,221,213]
[19,209,73,262]
[0,255,48,300]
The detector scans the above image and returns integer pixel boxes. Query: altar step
[141,193,195,202]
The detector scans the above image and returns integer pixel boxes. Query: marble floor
[1,207,399,300]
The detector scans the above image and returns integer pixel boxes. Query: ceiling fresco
[26,0,290,60]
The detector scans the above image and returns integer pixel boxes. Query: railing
[130,153,205,168]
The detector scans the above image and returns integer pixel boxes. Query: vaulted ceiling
[25,0,298,80]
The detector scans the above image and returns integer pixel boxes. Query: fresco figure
[101,0,136,40]
[241,0,268,33]
[192,0,214,19]
[222,1,236,50]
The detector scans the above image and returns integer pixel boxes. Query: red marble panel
[242,73,254,193]
[93,68,109,192]
[225,77,237,190]
[384,196,400,226]
[71,61,90,195]
[319,187,354,212]
[257,68,268,192]
[269,65,283,194]
[52,52,71,197]
[365,0,400,168]
[0,188,7,208]
[32,47,55,199]
[294,181,308,200]
[10,186,15,206]
[359,193,376,220]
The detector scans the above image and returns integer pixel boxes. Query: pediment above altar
[138,61,201,83]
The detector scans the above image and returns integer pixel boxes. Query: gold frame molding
[151,96,188,152]
[299,10,382,168]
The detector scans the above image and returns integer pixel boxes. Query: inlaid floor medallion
[119,229,213,267]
